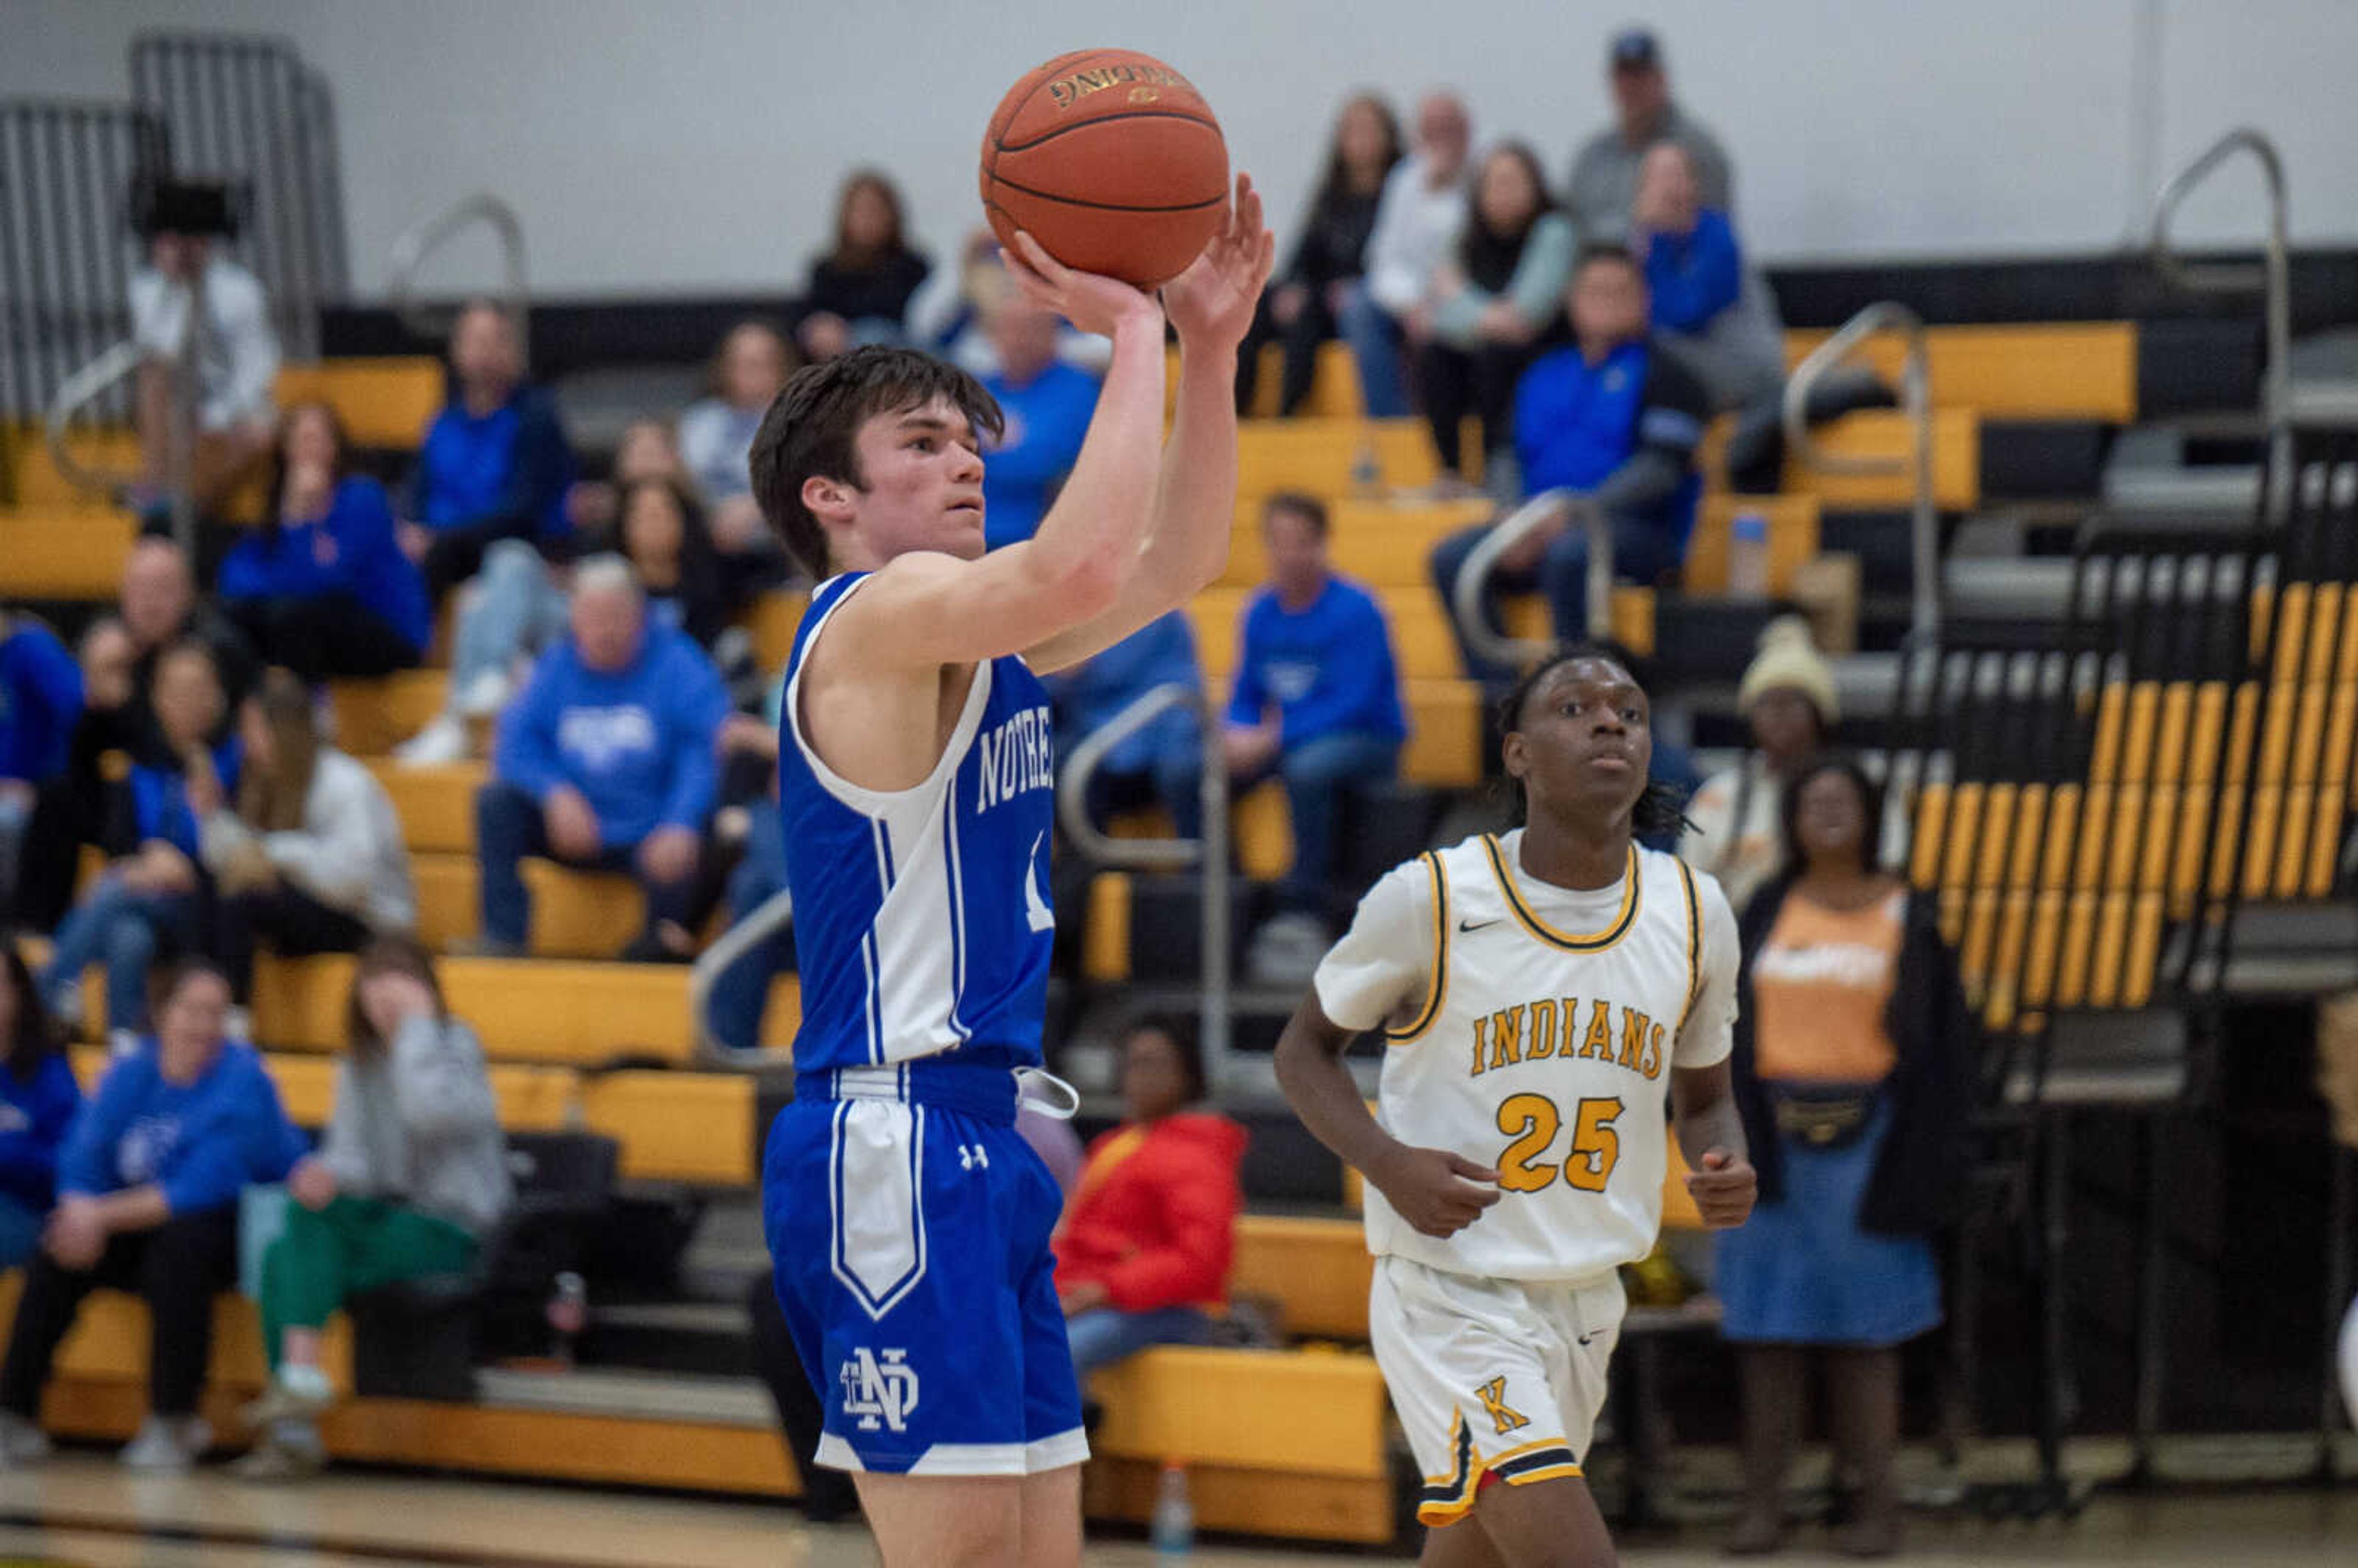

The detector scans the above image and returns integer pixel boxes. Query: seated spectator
[564,416,687,537]
[1239,93,1402,416]
[1564,28,1734,246]
[200,669,416,1012]
[11,541,254,933]
[1632,143,1789,487]
[1339,91,1471,419]
[473,557,730,961]
[238,936,512,1480]
[1682,618,1837,915]
[218,403,431,681]
[1430,246,1711,688]
[127,181,279,517]
[1056,1016,1243,1379]
[617,479,733,653]
[1226,494,1406,941]
[1719,756,1973,1558]
[1417,142,1576,490]
[0,958,304,1473]
[1044,611,1204,837]
[0,949,78,1271]
[979,295,1101,551]
[906,229,1115,380]
[399,301,578,603]
[677,320,798,567]
[0,614,82,914]
[39,642,236,1048]
[797,171,931,363]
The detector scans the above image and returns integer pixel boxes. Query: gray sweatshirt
[320,1015,513,1237]
[201,748,416,933]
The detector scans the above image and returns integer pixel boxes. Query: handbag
[1769,1084,1880,1151]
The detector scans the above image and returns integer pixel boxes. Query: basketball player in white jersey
[1277,645,1757,1567]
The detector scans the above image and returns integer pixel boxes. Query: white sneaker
[231,1420,326,1482]
[456,669,512,719]
[120,1414,212,1472]
[0,1411,52,1465]
[394,714,469,768]
[241,1364,334,1429]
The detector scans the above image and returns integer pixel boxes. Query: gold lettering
[1048,63,1191,112]
[1525,999,1559,1061]
[1470,1015,1491,1078]
[1580,999,1616,1060]
[1640,1022,1665,1080]
[1488,1006,1525,1072]
[1619,1008,1652,1072]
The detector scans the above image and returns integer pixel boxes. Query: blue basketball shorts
[761,1062,1086,1476]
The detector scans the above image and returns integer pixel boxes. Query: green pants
[260,1195,479,1370]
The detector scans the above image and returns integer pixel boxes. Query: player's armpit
[825,546,1124,672]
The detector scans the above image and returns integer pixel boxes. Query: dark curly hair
[1500,642,1689,844]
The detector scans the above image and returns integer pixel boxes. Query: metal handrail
[1447,489,1612,672]
[42,340,147,496]
[689,885,795,1068]
[1054,682,1233,1079]
[1783,301,1937,638]
[386,193,529,358]
[2147,127,2290,518]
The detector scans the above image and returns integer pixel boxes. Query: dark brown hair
[1460,142,1556,290]
[829,170,909,270]
[262,400,352,542]
[346,934,449,1058]
[1312,93,1403,211]
[748,346,1003,580]
[145,955,230,1033]
[1261,490,1331,540]
[1125,1012,1207,1105]
[1777,753,1888,878]
[0,947,61,1083]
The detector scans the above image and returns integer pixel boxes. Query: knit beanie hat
[1737,615,1838,727]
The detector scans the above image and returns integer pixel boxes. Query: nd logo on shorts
[840,1348,922,1433]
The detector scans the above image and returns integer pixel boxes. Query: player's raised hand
[1162,173,1275,351]
[1002,230,1162,340]
[1372,1144,1501,1239]
[1684,1147,1758,1229]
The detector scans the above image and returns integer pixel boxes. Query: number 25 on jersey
[1494,1094,1623,1194]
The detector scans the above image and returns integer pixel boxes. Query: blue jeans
[1337,282,1411,419]
[0,1193,42,1271]
[1238,730,1401,915]
[448,540,567,702]
[474,780,698,950]
[707,802,793,1055]
[1065,1304,1213,1381]
[40,870,198,1031]
[1429,508,1690,690]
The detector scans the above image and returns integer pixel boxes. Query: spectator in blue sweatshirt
[400,301,578,603]
[0,949,78,1270]
[219,403,431,681]
[476,556,731,961]
[0,957,304,1473]
[0,615,84,917]
[1225,494,1406,923]
[979,295,1100,552]
[1430,245,1712,689]
[1045,611,1205,837]
[40,642,238,1048]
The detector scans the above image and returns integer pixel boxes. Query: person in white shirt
[1337,91,1471,419]
[129,186,279,513]
[1276,645,1755,1566]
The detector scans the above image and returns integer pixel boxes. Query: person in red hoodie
[1056,1016,1248,1378]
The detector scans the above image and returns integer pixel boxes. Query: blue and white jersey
[779,572,1057,1075]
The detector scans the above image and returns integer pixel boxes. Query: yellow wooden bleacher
[1781,321,2138,425]
[1783,406,1980,511]
[272,357,444,448]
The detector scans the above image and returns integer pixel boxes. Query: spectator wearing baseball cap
[1680,616,1837,914]
[1565,27,1736,247]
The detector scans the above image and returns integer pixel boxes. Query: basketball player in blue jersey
[745,183,1270,1568]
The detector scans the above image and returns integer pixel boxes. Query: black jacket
[1730,878,1977,1236]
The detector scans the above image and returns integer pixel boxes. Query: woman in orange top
[1718,756,1975,1558]
[1056,1017,1247,1379]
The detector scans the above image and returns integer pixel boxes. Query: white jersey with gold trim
[1315,829,1740,1284]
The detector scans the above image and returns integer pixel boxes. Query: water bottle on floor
[1151,1457,1194,1559]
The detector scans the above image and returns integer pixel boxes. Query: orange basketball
[979,49,1228,289]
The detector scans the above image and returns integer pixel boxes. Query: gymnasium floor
[0,1458,2354,1568]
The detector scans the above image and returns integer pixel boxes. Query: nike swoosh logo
[1458,918,1501,933]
